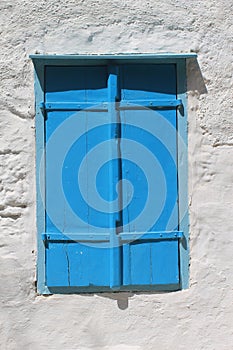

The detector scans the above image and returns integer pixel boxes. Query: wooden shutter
[119,64,180,287]
[43,63,182,291]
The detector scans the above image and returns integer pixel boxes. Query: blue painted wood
[123,240,179,286]
[45,66,108,103]
[108,66,122,289]
[31,55,191,293]
[45,66,115,288]
[45,66,112,233]
[41,99,182,112]
[151,240,179,284]
[120,65,178,232]
[42,231,183,242]
[43,102,108,111]
[120,64,179,287]
[44,63,181,290]
[120,64,177,101]
[46,242,70,287]
[119,99,182,109]
[46,242,110,287]
[68,243,110,287]
[120,231,183,241]
[42,233,110,242]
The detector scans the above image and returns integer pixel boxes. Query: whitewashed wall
[0,1,233,349]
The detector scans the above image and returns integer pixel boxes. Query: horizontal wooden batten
[119,99,182,109]
[40,102,108,112]
[120,231,183,242]
[40,99,182,113]
[42,231,183,243]
[42,233,111,242]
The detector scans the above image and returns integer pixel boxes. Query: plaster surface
[0,1,233,349]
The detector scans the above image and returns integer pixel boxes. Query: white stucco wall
[0,0,233,349]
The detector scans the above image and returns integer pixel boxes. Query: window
[31,54,196,294]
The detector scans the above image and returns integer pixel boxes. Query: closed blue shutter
[119,64,180,287]
[43,63,182,291]
[45,66,113,288]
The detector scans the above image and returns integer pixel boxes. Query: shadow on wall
[187,58,207,95]
[97,292,133,310]
[96,290,175,310]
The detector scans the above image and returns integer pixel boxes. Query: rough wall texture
[0,0,233,349]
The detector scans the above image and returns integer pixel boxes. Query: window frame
[30,53,196,294]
